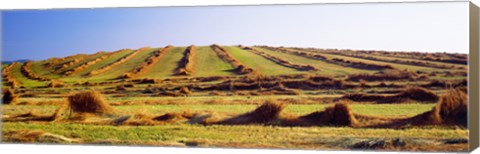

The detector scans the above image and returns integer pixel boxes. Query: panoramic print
[1,2,470,152]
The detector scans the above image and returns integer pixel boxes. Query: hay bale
[2,89,18,104]
[298,101,357,126]
[67,91,114,114]
[384,88,467,128]
[331,102,358,126]
[434,89,467,126]
[217,100,286,125]
[399,87,439,102]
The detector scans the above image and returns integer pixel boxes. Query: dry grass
[376,88,467,128]
[66,91,115,115]
[3,130,78,143]
[343,87,439,103]
[399,87,439,102]
[434,89,467,126]
[175,45,196,75]
[214,100,286,125]
[346,70,418,82]
[293,101,358,127]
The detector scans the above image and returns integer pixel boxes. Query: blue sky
[1,2,469,61]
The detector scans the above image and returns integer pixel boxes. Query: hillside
[2,44,469,151]
[1,45,467,89]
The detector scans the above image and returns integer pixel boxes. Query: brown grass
[343,87,439,103]
[3,130,78,143]
[434,89,467,126]
[346,70,418,82]
[214,100,286,125]
[3,89,18,104]
[66,91,115,115]
[175,45,196,75]
[376,88,467,128]
[399,87,439,102]
[294,101,358,126]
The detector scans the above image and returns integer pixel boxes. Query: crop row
[175,45,196,75]
[88,49,140,76]
[122,46,173,79]
[210,44,255,74]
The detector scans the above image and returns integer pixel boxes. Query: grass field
[1,103,435,117]
[1,45,469,151]
[87,48,158,82]
[2,122,467,151]
[143,47,186,78]
[254,47,375,75]
[193,46,236,77]
[224,46,302,75]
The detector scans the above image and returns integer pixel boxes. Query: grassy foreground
[2,122,467,151]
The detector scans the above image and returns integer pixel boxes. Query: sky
[1,2,469,61]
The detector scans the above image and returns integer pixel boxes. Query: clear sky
[1,2,469,61]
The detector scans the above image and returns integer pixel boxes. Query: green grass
[75,49,134,76]
[2,103,434,117]
[361,54,466,69]
[83,48,158,82]
[8,63,47,87]
[61,52,110,73]
[314,51,446,72]
[224,46,302,75]
[254,47,375,75]
[193,46,236,77]
[2,122,467,149]
[142,47,186,78]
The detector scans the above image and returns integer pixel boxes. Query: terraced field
[1,45,469,152]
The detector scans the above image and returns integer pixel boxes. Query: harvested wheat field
[1,45,469,152]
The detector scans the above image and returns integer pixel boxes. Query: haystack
[433,89,467,126]
[399,87,439,102]
[384,88,467,128]
[298,101,358,126]
[66,91,114,115]
[217,100,286,125]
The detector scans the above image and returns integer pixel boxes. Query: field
[1,45,469,152]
